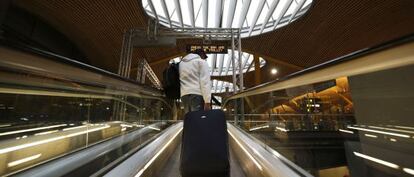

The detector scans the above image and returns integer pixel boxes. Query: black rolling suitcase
[180,109,230,177]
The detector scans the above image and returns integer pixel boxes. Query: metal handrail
[0,40,158,91]
[227,123,313,177]
[0,43,163,97]
[229,113,354,116]
[223,34,414,107]
[104,122,183,177]
[14,122,166,177]
[0,45,170,108]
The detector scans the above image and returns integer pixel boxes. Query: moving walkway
[1,34,414,177]
[0,42,311,177]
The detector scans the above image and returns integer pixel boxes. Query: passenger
[179,48,212,114]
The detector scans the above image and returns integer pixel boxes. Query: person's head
[194,48,208,59]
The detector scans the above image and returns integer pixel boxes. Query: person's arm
[199,60,212,110]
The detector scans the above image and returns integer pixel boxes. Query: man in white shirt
[180,49,212,114]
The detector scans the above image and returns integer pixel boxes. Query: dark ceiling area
[8,0,414,88]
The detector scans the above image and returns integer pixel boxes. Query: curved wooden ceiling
[13,0,414,87]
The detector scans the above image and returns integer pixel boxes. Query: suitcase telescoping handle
[211,95,222,109]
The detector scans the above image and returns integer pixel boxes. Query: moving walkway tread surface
[154,144,246,177]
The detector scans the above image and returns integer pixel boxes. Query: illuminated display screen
[186,45,228,54]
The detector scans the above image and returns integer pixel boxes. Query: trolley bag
[180,109,230,177]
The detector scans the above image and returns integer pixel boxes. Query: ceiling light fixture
[271,68,278,75]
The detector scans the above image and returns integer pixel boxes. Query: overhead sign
[186,45,228,54]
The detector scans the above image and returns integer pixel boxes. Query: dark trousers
[181,94,204,115]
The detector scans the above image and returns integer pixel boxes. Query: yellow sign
[186,45,228,54]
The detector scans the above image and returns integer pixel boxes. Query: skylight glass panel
[171,10,179,22]
[286,0,297,16]
[166,1,175,16]
[246,0,259,28]
[221,0,231,27]
[304,0,312,7]
[151,0,165,18]
[180,0,191,25]
[232,0,243,28]
[143,0,149,8]
[208,0,216,27]
[257,2,269,27]
[142,0,312,37]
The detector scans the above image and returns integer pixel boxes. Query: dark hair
[194,48,207,59]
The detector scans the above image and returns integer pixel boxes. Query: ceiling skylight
[169,50,266,76]
[142,0,313,38]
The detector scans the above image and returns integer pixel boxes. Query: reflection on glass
[0,86,171,176]
[224,73,414,177]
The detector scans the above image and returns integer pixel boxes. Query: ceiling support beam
[237,0,252,28]
[202,0,209,28]
[173,0,184,27]
[247,0,266,37]
[259,0,280,33]
[187,0,195,27]
[225,0,237,27]
[215,0,223,27]
[288,0,306,23]
[160,0,172,28]
[273,0,294,30]
[147,0,159,22]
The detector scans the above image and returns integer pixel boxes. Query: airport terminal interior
[0,0,414,176]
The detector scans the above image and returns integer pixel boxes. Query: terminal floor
[155,144,246,177]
